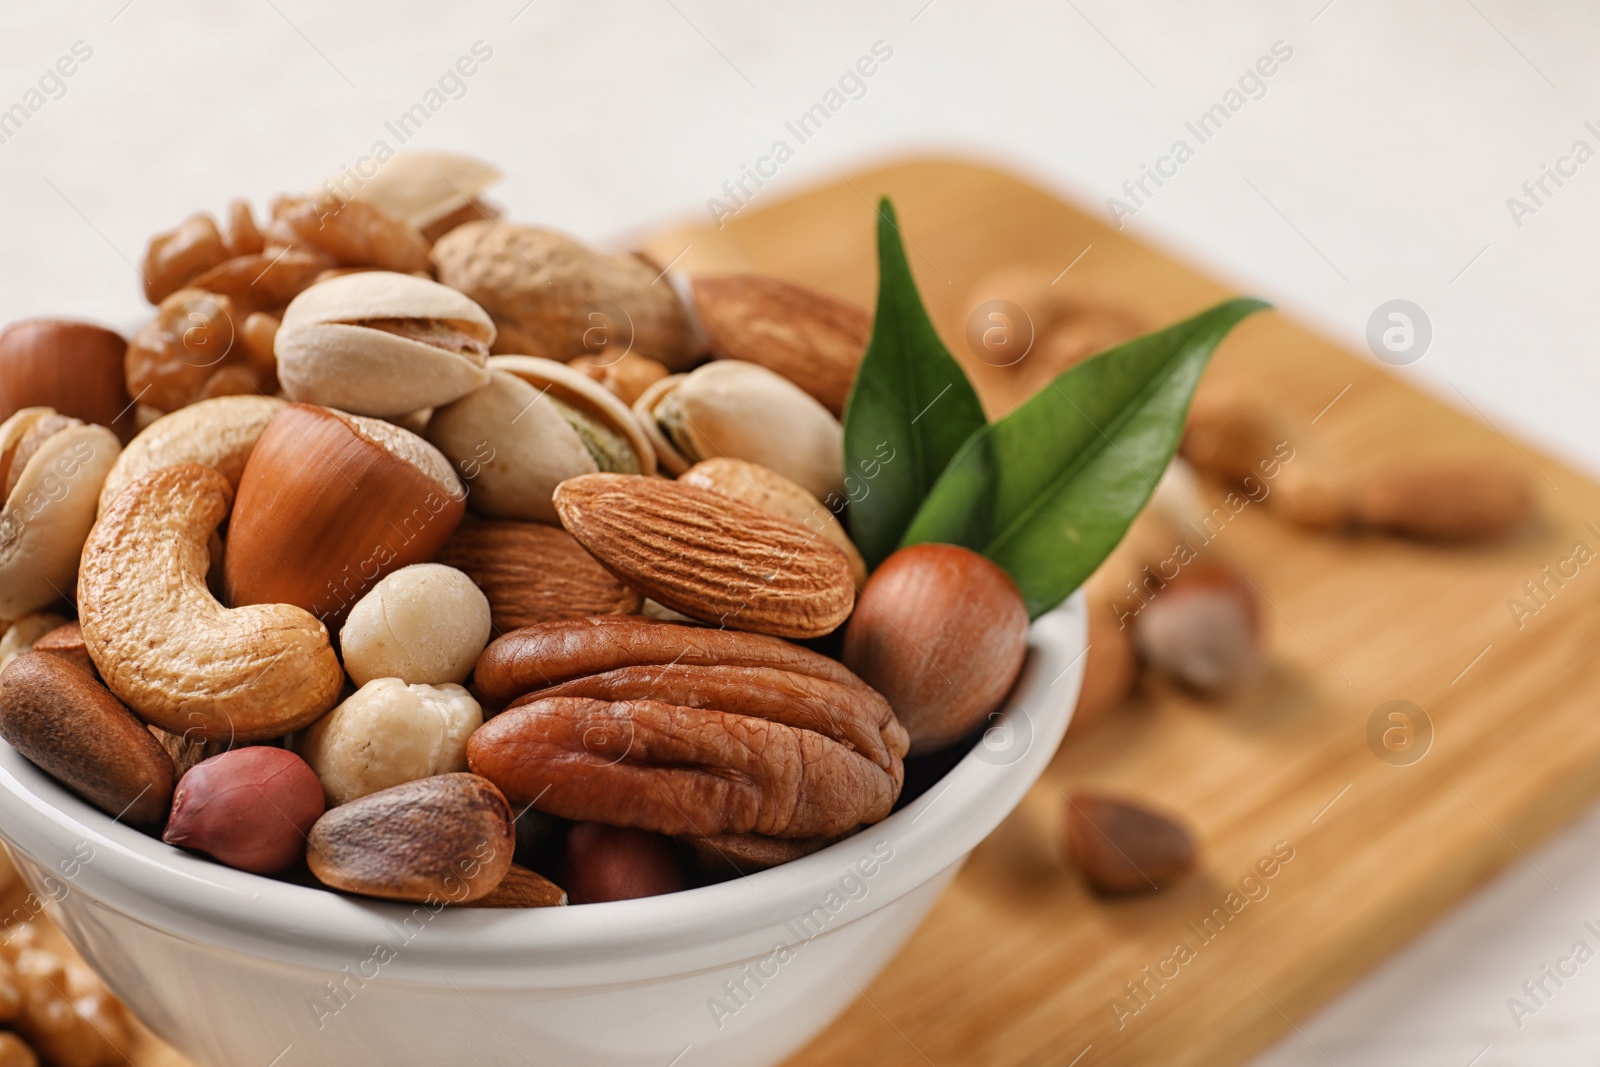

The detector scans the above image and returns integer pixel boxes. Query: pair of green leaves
[842,199,1268,619]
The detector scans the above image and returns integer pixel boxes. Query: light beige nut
[431,222,700,368]
[298,678,483,806]
[275,271,495,417]
[681,457,867,588]
[340,563,491,687]
[691,274,870,416]
[78,464,344,742]
[0,408,120,621]
[635,361,844,500]
[334,151,502,234]
[97,395,287,514]
[0,613,69,671]
[554,474,855,639]
[427,354,654,523]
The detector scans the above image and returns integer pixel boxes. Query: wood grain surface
[646,158,1600,1067]
[33,157,1600,1067]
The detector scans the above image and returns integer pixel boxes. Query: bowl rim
[0,595,1084,987]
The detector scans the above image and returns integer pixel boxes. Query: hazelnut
[1132,563,1261,694]
[297,679,482,806]
[223,403,466,624]
[163,748,324,874]
[340,564,491,687]
[842,544,1029,754]
[0,320,133,441]
[561,823,686,904]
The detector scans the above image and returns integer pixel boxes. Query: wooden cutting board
[41,158,1600,1067]
[644,159,1600,1066]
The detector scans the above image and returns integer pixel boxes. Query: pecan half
[467,618,907,839]
[473,616,867,706]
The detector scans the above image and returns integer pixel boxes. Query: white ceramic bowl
[0,596,1083,1067]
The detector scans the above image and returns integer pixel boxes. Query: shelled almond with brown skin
[1064,792,1196,895]
[306,773,515,904]
[554,473,855,638]
[458,864,567,908]
[431,222,701,368]
[224,403,465,624]
[438,519,641,633]
[469,653,906,840]
[473,616,871,707]
[79,464,344,741]
[1355,461,1534,541]
[842,544,1030,755]
[680,457,868,589]
[0,652,176,832]
[0,320,134,441]
[691,275,869,416]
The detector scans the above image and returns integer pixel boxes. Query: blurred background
[2,2,1597,1063]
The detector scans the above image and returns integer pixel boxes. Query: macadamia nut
[298,679,483,806]
[339,563,491,686]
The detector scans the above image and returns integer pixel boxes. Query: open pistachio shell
[333,152,502,232]
[635,361,844,501]
[276,271,495,417]
[428,355,655,524]
[0,408,120,620]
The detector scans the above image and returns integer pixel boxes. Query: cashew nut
[78,464,343,742]
[97,395,287,514]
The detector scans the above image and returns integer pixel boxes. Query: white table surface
[2,2,1596,1063]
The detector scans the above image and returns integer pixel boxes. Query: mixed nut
[0,153,1043,910]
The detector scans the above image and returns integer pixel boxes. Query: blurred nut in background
[635,360,845,500]
[0,407,120,621]
[298,679,483,806]
[223,403,465,623]
[0,320,134,442]
[427,355,655,524]
[431,222,700,368]
[1064,791,1196,895]
[274,271,495,417]
[1132,562,1262,695]
[265,194,431,274]
[333,151,502,243]
[691,274,870,416]
[1355,461,1534,541]
[340,563,491,687]
[842,543,1030,754]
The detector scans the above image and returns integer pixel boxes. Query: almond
[691,275,869,416]
[1355,461,1533,541]
[552,474,855,639]
[1064,791,1196,895]
[457,864,567,908]
[439,519,641,633]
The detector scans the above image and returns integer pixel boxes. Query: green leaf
[843,198,988,569]
[901,297,1270,618]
